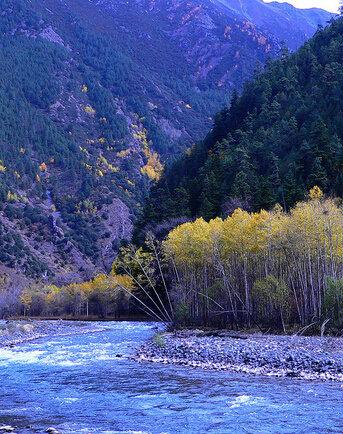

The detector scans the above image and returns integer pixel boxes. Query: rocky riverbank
[135,330,343,382]
[0,319,107,348]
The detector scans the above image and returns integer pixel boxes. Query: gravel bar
[135,330,343,382]
[0,320,106,347]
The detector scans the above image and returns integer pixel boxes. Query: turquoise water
[0,322,342,433]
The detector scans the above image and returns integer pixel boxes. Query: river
[0,322,342,433]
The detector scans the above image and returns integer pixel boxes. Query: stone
[46,427,61,434]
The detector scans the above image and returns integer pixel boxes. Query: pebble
[135,330,343,382]
[0,427,15,433]
[46,428,61,434]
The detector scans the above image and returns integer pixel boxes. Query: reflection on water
[0,322,342,433]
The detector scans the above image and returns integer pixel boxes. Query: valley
[0,4,343,432]
[0,0,333,295]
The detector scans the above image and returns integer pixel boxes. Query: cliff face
[0,0,332,285]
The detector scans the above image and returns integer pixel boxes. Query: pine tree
[308,157,328,190]
[173,187,191,218]
[199,172,221,220]
[140,18,343,231]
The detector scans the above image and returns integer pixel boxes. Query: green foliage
[153,332,166,348]
[253,276,290,309]
[0,221,49,278]
[140,18,343,230]
[324,278,343,328]
[71,7,226,154]
[253,276,291,329]
[113,245,155,287]
[0,35,81,185]
[174,302,191,325]
[0,0,228,272]
[0,0,336,279]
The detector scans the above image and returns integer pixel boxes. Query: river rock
[135,330,343,382]
[0,427,15,433]
[46,428,61,434]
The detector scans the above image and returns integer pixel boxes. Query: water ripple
[0,322,342,434]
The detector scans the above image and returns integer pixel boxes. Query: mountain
[138,17,343,235]
[214,0,333,50]
[0,0,333,285]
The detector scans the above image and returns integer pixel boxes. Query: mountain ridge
[0,0,333,288]
[138,16,343,235]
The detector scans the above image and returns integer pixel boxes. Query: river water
[0,322,342,433]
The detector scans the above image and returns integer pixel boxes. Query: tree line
[6,187,343,334]
[20,273,134,318]
[137,17,343,235]
[162,188,343,332]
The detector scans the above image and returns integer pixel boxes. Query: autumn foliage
[21,273,134,318]
[18,188,343,331]
[163,188,343,330]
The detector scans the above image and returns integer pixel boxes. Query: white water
[0,322,342,433]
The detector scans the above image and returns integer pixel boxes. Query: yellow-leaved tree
[163,188,343,331]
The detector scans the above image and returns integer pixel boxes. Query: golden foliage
[39,162,47,172]
[163,189,343,327]
[21,272,134,317]
[140,149,163,181]
[116,149,131,158]
[97,155,119,174]
[20,290,32,310]
[133,128,148,147]
[84,105,96,115]
[309,185,324,200]
[6,191,18,202]
[164,218,214,267]
[165,196,343,267]
[0,161,7,173]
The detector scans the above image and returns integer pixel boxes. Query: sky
[264,0,340,13]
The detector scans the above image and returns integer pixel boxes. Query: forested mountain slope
[0,0,332,285]
[139,17,343,234]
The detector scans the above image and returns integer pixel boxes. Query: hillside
[139,17,343,234]
[0,0,332,287]
[214,0,333,50]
